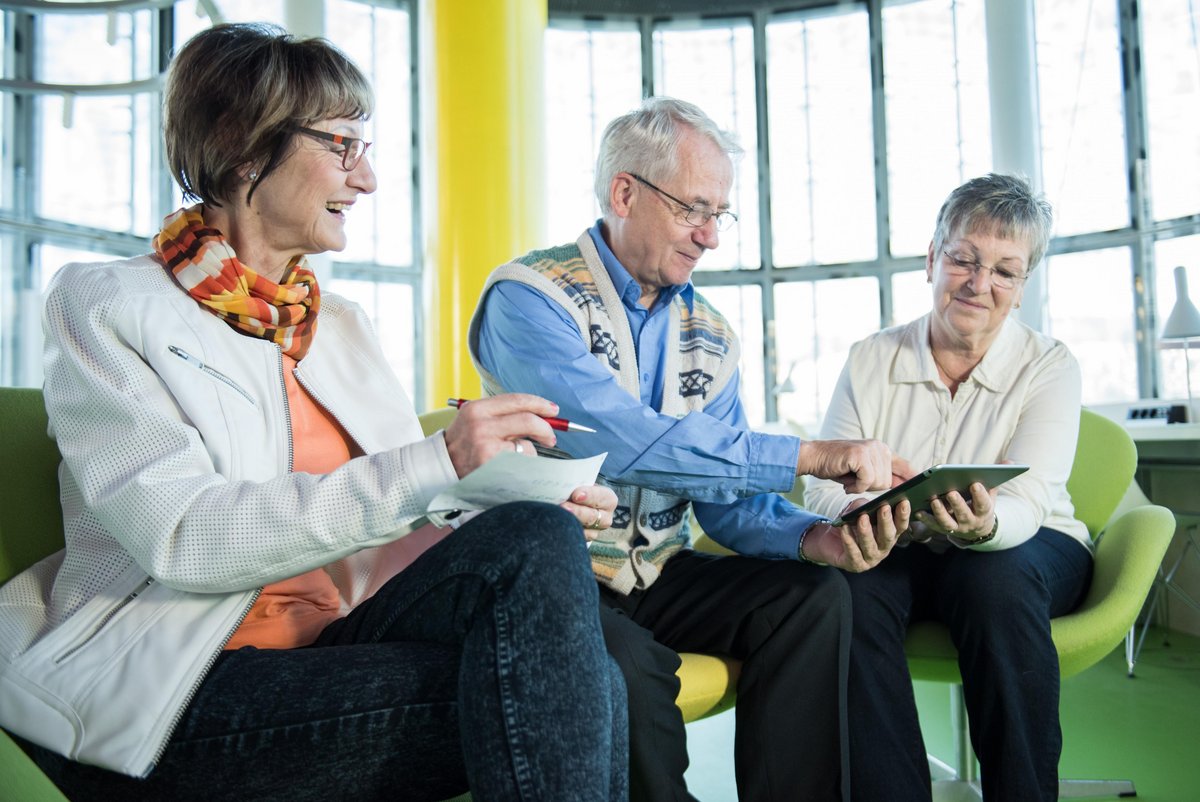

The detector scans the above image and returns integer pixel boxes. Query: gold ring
[591,508,603,529]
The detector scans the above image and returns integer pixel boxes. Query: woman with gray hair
[0,22,626,801]
[805,174,1092,801]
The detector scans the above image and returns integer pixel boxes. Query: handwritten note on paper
[427,450,608,514]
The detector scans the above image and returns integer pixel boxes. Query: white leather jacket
[0,255,459,777]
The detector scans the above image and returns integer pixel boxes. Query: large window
[325,2,417,393]
[544,23,642,245]
[546,0,1200,429]
[1045,247,1137,405]
[0,1,420,396]
[37,11,157,236]
[8,1,1198,418]
[775,276,882,427]
[768,8,875,267]
[1035,0,1128,238]
[1038,0,1200,404]
[882,0,991,257]
[655,18,760,271]
[1143,1,1200,222]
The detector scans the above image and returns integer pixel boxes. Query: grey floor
[683,711,738,800]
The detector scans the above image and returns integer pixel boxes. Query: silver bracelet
[797,520,831,566]
[950,514,998,547]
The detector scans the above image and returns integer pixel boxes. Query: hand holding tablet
[831,464,1029,527]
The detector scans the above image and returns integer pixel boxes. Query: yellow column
[422,0,546,409]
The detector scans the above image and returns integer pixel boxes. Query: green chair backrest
[0,399,1136,579]
[0,387,73,801]
[0,387,65,583]
[418,407,459,437]
[1065,408,1138,538]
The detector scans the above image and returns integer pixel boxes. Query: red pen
[447,398,597,433]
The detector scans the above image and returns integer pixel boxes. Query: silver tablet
[831,463,1030,527]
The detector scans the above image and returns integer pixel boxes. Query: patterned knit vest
[468,231,740,594]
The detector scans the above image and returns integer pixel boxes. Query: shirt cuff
[748,431,803,494]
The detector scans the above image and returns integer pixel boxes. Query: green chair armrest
[907,504,1177,684]
[1052,504,1176,678]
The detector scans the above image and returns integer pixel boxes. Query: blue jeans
[844,527,1093,801]
[23,502,628,802]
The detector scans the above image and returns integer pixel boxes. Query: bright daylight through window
[543,0,1200,430]
[1,0,417,397]
[1,0,1197,423]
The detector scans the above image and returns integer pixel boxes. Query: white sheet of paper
[427,450,608,513]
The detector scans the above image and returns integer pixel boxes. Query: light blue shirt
[475,222,824,560]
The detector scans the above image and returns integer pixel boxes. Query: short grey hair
[594,96,742,215]
[932,173,1054,270]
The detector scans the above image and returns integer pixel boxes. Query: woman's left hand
[916,481,997,541]
[561,484,617,541]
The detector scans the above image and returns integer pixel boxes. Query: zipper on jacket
[275,346,295,472]
[168,345,258,407]
[54,578,155,664]
[143,345,308,771]
[145,589,260,776]
[145,345,291,773]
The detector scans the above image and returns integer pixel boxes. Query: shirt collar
[588,220,694,314]
[893,313,1022,392]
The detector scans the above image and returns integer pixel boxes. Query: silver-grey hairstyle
[932,173,1054,270]
[594,96,743,215]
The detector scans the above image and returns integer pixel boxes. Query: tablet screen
[831,464,1030,527]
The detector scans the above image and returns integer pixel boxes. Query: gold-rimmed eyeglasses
[293,126,372,171]
[941,249,1028,290]
[630,173,738,232]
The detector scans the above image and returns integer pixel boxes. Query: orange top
[225,355,361,651]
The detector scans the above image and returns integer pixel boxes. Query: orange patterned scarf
[153,204,321,360]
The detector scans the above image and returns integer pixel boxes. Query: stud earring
[248,171,258,181]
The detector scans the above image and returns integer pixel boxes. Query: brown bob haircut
[163,22,373,207]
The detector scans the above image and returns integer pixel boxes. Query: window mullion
[6,11,37,385]
[752,7,779,420]
[1118,0,1157,399]
[867,0,892,328]
[151,6,173,226]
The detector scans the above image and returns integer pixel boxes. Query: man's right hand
[797,439,916,494]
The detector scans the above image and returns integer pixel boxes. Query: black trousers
[844,529,1093,802]
[598,550,852,802]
